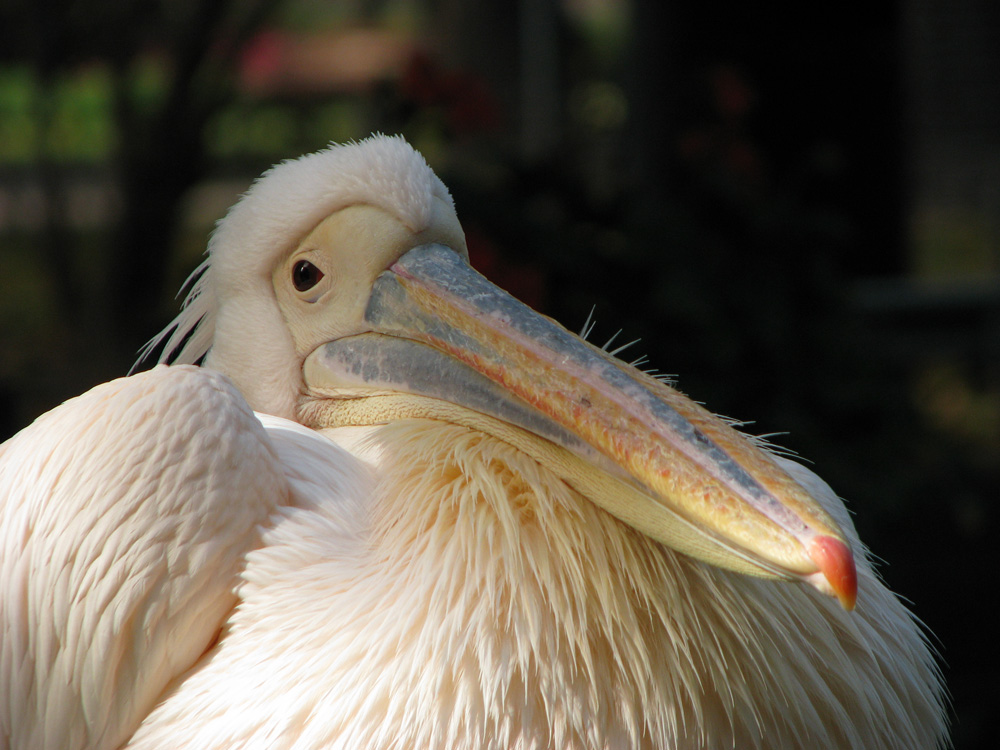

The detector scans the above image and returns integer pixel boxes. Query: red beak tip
[808,535,858,610]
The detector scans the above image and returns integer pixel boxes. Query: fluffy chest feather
[125,421,941,750]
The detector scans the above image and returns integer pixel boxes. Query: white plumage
[1,135,947,749]
[1,367,285,749]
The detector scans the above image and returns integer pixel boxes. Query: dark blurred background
[0,1,994,746]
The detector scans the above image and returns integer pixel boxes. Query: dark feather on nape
[132,259,213,373]
[130,317,208,373]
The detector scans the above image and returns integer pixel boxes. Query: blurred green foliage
[0,69,36,162]
[0,65,372,165]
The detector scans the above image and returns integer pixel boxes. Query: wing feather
[1,365,288,750]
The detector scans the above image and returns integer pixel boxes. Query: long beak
[301,244,857,609]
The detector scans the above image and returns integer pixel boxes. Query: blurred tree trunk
[106,0,282,358]
[623,0,678,210]
[434,0,519,147]
[433,0,563,161]
[0,0,285,429]
[27,0,83,318]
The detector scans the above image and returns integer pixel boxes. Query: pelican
[1,135,947,749]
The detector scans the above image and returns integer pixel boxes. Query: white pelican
[1,135,947,749]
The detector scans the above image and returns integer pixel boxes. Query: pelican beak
[301,244,858,609]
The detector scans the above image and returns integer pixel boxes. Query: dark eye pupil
[292,260,324,292]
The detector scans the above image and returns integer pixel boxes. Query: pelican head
[151,134,856,608]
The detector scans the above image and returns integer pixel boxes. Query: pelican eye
[292,260,324,293]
